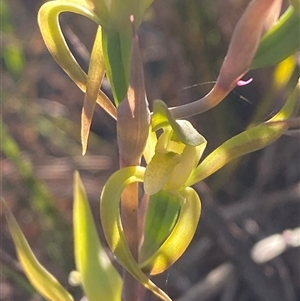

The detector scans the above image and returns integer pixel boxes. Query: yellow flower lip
[144,100,207,195]
[144,119,207,195]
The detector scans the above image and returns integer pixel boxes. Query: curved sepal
[38,2,117,154]
[152,100,205,146]
[139,187,201,275]
[100,166,172,301]
[251,6,300,69]
[2,198,74,301]
[187,79,300,185]
[73,172,122,301]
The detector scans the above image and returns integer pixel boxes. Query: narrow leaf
[100,166,172,301]
[73,172,122,301]
[2,198,73,301]
[81,26,106,155]
[251,6,300,69]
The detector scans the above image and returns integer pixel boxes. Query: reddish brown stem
[120,181,144,301]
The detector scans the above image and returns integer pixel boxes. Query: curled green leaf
[100,166,172,301]
[73,172,122,301]
[2,198,73,301]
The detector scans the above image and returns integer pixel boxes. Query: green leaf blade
[102,28,132,106]
[251,6,300,69]
[73,172,122,301]
[2,198,74,301]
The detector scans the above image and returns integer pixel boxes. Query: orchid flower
[5,1,300,301]
[100,79,299,301]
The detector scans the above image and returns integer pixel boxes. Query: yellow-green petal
[100,166,172,301]
[144,151,181,195]
[143,127,158,164]
[165,144,206,191]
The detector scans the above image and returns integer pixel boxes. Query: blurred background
[1,0,299,300]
